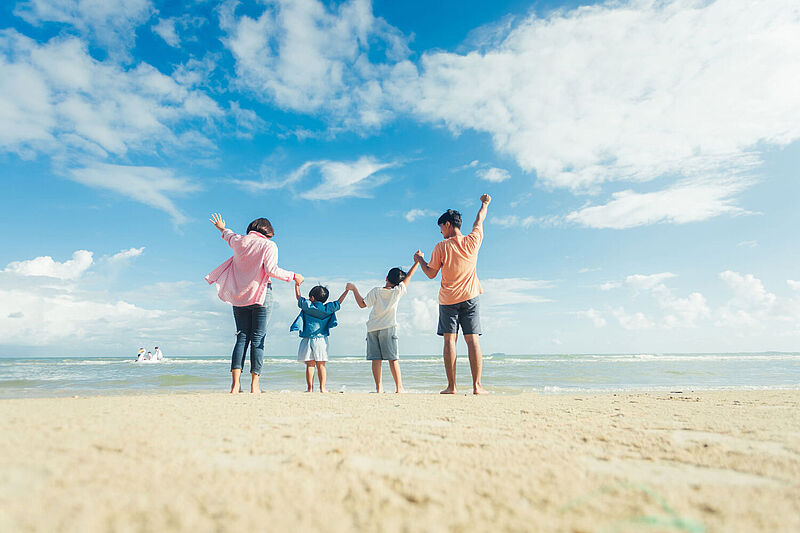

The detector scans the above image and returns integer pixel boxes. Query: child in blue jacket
[291,281,350,392]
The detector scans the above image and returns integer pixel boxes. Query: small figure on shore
[348,261,419,393]
[291,281,350,393]
[145,351,153,361]
[414,194,491,395]
[154,347,163,361]
[136,348,145,361]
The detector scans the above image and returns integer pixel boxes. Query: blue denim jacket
[290,298,340,338]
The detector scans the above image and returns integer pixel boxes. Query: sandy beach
[1,390,798,532]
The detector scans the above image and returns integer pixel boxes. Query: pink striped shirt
[205,229,294,307]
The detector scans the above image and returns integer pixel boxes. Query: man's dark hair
[387,267,407,287]
[247,218,274,238]
[437,209,462,229]
[309,285,329,303]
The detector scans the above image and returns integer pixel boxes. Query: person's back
[431,226,483,305]
[364,283,406,332]
[414,195,491,394]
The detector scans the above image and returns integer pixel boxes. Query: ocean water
[1,353,799,398]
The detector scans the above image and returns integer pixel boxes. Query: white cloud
[624,272,676,291]
[476,166,510,183]
[220,0,409,128]
[738,240,759,248]
[603,272,709,328]
[107,247,145,263]
[228,101,267,139]
[716,270,776,329]
[14,0,153,55]
[152,17,180,47]
[612,308,654,330]
[0,273,225,351]
[0,31,222,158]
[389,0,800,194]
[491,215,537,228]
[234,156,395,200]
[788,280,800,292]
[404,209,437,222]
[480,278,553,306]
[564,177,753,229]
[4,250,93,280]
[70,163,199,224]
[577,308,606,328]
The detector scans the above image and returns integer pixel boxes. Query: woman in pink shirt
[206,213,304,393]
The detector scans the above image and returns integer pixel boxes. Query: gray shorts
[366,326,399,360]
[437,296,482,336]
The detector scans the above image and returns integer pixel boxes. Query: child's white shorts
[297,336,329,362]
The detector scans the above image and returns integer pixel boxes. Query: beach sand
[1,390,798,532]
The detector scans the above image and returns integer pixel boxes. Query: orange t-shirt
[429,225,483,305]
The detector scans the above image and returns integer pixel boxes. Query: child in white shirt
[348,260,418,393]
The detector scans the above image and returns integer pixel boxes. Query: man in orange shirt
[414,194,491,395]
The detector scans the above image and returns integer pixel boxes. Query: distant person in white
[136,348,145,361]
[154,347,163,361]
[145,351,153,361]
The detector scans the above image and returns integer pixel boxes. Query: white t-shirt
[364,283,407,332]
[154,349,163,360]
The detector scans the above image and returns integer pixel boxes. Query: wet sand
[0,390,798,532]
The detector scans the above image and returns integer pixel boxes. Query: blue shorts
[437,296,482,336]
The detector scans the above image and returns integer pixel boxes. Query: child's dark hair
[437,209,462,229]
[309,285,329,303]
[387,267,407,287]
[247,218,274,238]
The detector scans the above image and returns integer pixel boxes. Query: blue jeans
[231,288,273,375]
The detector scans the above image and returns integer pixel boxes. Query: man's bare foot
[440,387,457,394]
[473,385,488,395]
[230,383,240,394]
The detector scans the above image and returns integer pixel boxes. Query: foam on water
[0,352,798,398]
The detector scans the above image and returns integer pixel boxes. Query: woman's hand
[210,213,226,232]
[294,273,304,285]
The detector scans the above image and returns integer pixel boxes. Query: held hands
[210,213,226,232]
[413,250,424,264]
[294,273,304,285]
[345,282,356,291]
[480,194,491,205]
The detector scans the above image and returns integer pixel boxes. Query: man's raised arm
[473,194,492,228]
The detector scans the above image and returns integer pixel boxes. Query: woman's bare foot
[440,387,457,394]
[473,385,488,395]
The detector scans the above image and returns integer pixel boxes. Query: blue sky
[1,0,799,357]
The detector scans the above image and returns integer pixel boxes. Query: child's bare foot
[440,387,457,394]
[473,385,488,395]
